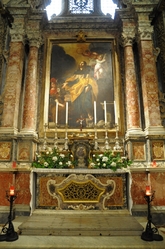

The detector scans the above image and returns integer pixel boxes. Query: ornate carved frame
[40,38,122,137]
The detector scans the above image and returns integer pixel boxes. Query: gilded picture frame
[44,39,119,132]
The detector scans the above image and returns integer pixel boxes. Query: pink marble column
[122,34,142,133]
[139,40,162,128]
[22,43,39,132]
[2,42,24,128]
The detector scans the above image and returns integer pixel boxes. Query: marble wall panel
[37,174,126,209]
[0,142,12,161]
[0,172,31,206]
[152,141,165,160]
[0,173,13,206]
[131,172,165,206]
[132,142,145,161]
[17,141,31,161]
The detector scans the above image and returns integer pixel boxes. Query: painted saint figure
[62,61,98,127]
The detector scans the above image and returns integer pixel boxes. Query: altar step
[18,210,144,236]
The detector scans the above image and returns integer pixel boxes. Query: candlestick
[55,101,58,124]
[114,100,117,124]
[94,101,96,124]
[66,102,68,124]
[104,101,107,124]
[10,186,15,196]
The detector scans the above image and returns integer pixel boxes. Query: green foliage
[89,150,132,171]
[32,148,73,169]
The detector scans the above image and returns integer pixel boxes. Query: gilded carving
[47,174,116,210]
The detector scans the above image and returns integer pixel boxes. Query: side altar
[30,128,132,214]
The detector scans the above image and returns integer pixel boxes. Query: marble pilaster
[137,24,164,135]
[0,27,24,132]
[121,32,143,136]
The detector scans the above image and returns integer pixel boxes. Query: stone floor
[0,210,165,249]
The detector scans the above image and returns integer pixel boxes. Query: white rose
[102,156,108,162]
[111,162,116,167]
[44,162,49,167]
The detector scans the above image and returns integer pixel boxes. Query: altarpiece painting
[48,42,115,129]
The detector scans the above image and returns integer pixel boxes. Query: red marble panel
[15,173,31,205]
[38,175,124,208]
[0,173,13,206]
[131,173,147,205]
[0,172,31,206]
[131,172,165,206]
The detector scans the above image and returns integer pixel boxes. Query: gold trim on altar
[57,180,105,203]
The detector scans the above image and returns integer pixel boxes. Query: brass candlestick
[113,123,121,151]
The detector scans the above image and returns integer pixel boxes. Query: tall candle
[66,102,68,124]
[114,101,117,124]
[104,101,107,123]
[94,101,96,124]
[55,101,58,124]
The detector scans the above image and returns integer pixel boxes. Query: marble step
[18,210,144,236]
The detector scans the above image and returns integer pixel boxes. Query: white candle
[55,101,58,124]
[114,101,117,124]
[104,101,107,124]
[94,101,96,124]
[66,102,68,124]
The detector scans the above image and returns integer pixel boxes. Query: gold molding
[57,180,105,203]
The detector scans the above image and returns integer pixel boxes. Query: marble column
[1,27,24,133]
[137,25,164,135]
[21,35,41,134]
[121,32,143,136]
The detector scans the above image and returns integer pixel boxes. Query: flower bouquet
[89,150,132,171]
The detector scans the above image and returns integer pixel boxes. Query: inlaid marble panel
[131,172,165,206]
[132,142,145,161]
[152,141,164,160]
[0,142,11,161]
[37,173,127,210]
[0,172,31,206]
[17,141,31,161]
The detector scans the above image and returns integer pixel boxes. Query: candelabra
[0,190,18,242]
[54,123,58,148]
[64,124,68,150]
[113,123,121,151]
[104,123,110,150]
[141,191,163,241]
